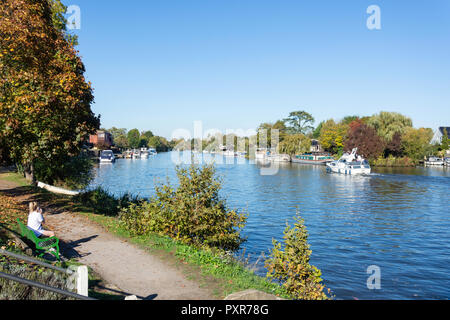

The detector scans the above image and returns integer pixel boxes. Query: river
[89,151,450,300]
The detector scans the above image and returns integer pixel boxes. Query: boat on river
[255,148,269,160]
[326,148,371,175]
[292,153,334,166]
[132,149,141,159]
[149,147,157,155]
[140,148,150,159]
[99,150,115,163]
[424,156,444,166]
[445,157,450,166]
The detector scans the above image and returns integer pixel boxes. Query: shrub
[74,187,140,216]
[119,164,247,251]
[265,213,329,300]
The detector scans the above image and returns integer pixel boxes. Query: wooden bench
[17,219,60,261]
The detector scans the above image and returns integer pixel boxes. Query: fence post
[68,265,89,297]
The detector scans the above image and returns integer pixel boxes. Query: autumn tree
[344,123,385,160]
[318,120,348,155]
[0,0,100,183]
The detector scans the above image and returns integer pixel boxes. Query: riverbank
[0,170,289,300]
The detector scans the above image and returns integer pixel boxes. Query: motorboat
[424,156,444,166]
[326,148,371,175]
[132,149,141,159]
[444,158,450,166]
[292,153,334,166]
[148,147,157,155]
[140,148,150,159]
[99,150,115,163]
[255,148,269,160]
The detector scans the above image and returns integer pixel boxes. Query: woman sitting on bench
[27,202,55,238]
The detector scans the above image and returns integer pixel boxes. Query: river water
[89,151,450,300]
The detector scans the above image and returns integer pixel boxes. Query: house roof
[438,127,450,136]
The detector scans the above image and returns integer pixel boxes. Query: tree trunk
[24,161,36,186]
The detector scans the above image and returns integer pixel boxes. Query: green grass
[0,171,29,187]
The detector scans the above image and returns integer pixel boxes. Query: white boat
[255,148,269,160]
[424,156,444,166]
[148,147,157,155]
[224,150,236,157]
[268,154,291,162]
[124,150,133,159]
[445,158,450,166]
[140,148,150,159]
[99,150,115,163]
[326,148,371,175]
[132,149,141,159]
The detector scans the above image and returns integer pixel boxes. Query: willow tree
[367,111,412,142]
[278,134,311,156]
[0,0,100,183]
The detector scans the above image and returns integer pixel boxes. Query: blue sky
[67,0,450,139]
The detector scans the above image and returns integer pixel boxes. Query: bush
[265,213,329,300]
[119,164,247,251]
[372,156,416,167]
[74,187,140,216]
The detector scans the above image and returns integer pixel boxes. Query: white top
[27,210,44,233]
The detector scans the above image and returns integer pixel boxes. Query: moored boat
[99,150,115,163]
[140,148,150,159]
[445,157,450,166]
[292,153,334,166]
[326,148,371,175]
[424,156,444,166]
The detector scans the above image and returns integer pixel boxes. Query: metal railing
[0,249,96,300]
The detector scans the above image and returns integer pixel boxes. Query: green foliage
[318,120,348,155]
[401,127,434,160]
[367,111,413,142]
[312,121,324,139]
[127,129,141,149]
[278,134,311,156]
[33,152,94,190]
[265,214,329,300]
[119,164,247,251]
[372,156,416,167]
[74,187,140,216]
[283,111,315,135]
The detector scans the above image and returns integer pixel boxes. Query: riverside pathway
[0,175,214,300]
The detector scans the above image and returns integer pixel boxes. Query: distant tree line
[107,127,173,153]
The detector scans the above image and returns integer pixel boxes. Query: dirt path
[47,211,214,300]
[0,175,215,300]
